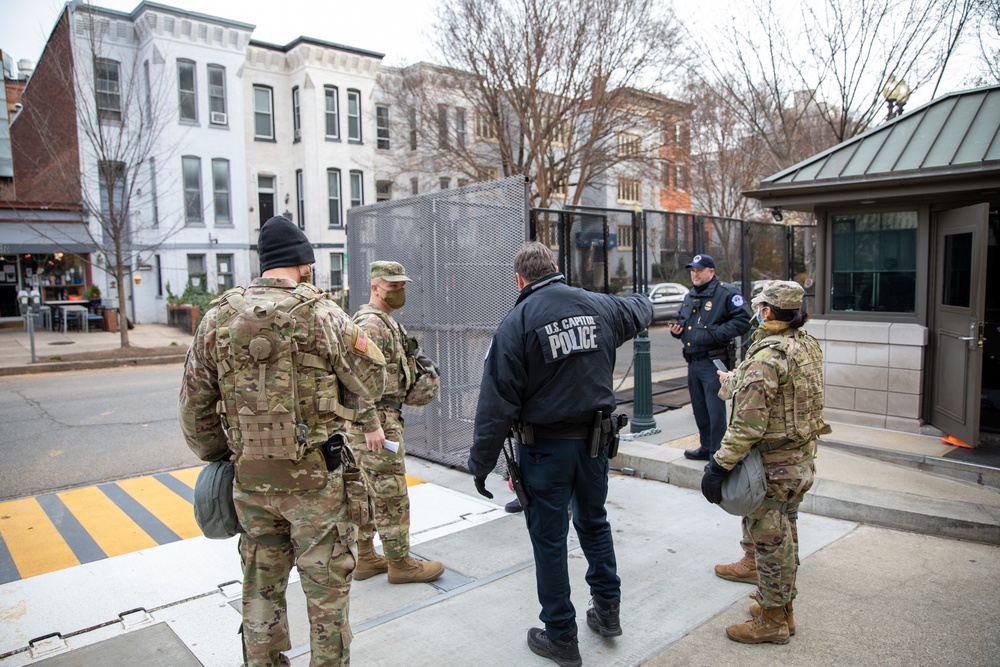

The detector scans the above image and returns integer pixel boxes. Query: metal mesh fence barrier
[346,176,529,471]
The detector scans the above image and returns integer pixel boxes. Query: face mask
[382,287,406,309]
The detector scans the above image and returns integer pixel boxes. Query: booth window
[830,211,917,313]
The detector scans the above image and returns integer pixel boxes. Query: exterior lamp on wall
[133,275,142,286]
[882,75,911,121]
[771,207,784,222]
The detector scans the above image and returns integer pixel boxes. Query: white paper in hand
[383,439,399,453]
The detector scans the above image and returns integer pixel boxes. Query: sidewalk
[1,321,999,665]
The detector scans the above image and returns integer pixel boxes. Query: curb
[616,440,1000,546]
[0,354,187,376]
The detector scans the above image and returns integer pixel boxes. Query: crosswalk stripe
[57,486,158,557]
[0,466,427,582]
[0,497,80,579]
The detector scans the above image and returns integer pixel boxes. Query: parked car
[646,282,688,322]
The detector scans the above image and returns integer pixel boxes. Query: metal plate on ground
[32,623,201,667]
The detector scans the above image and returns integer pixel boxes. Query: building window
[477,166,499,182]
[410,177,419,195]
[349,170,364,207]
[456,107,466,149]
[207,64,226,124]
[94,58,121,121]
[617,224,634,250]
[149,157,159,227]
[662,161,672,189]
[216,254,234,291]
[617,132,641,158]
[408,107,417,151]
[617,178,640,203]
[440,177,451,190]
[475,110,497,140]
[830,211,917,313]
[253,85,274,140]
[330,252,345,291]
[182,156,202,223]
[674,163,688,191]
[177,59,197,122]
[551,118,570,147]
[187,254,206,289]
[661,121,673,149]
[212,159,231,223]
[438,104,449,148]
[292,86,301,141]
[327,169,342,227]
[550,175,568,198]
[143,60,152,123]
[295,169,305,229]
[98,160,126,221]
[457,178,469,187]
[675,121,689,150]
[325,86,340,139]
[347,89,361,142]
[376,180,392,202]
[376,105,390,150]
[155,254,163,297]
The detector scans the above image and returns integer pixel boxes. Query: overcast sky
[1,0,441,67]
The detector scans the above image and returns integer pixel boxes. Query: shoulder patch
[354,328,369,352]
[731,294,745,307]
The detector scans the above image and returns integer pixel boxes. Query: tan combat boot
[387,555,445,584]
[726,605,790,644]
[354,539,388,581]
[714,552,757,584]
[750,600,795,635]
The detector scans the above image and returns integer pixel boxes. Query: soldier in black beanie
[258,215,316,273]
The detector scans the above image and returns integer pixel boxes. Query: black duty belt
[532,423,592,440]
[683,349,726,363]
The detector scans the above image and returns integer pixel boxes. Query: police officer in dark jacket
[669,254,752,460]
[468,241,652,667]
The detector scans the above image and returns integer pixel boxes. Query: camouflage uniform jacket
[714,322,830,471]
[178,278,387,491]
[352,303,413,433]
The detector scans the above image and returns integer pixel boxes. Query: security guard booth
[745,84,1000,448]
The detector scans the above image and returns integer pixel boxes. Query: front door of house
[929,203,989,447]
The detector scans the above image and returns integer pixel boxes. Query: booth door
[929,203,988,447]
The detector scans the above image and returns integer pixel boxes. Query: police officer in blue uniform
[669,254,752,460]
[468,241,652,667]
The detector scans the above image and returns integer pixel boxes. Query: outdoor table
[60,305,90,333]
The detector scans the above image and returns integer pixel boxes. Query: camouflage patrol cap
[752,280,804,310]
[370,261,412,282]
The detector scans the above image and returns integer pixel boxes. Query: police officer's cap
[685,254,715,269]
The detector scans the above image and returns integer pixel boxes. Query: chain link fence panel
[347,176,529,472]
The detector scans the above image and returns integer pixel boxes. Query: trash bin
[103,307,119,333]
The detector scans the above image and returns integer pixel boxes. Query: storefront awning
[0,220,96,255]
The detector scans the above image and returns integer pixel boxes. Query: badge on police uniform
[705,301,713,311]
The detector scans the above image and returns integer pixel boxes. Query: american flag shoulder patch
[354,328,369,352]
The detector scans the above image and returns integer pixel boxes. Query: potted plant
[84,284,101,301]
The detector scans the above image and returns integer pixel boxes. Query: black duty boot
[586,593,622,637]
[526,628,582,667]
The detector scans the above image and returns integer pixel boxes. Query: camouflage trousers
[235,470,357,667]
[349,407,411,561]
[742,460,814,609]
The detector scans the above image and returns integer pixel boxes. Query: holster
[322,433,345,471]
[341,444,372,526]
[512,422,535,446]
[503,437,531,507]
[588,412,628,459]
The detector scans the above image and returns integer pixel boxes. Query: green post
[630,328,655,432]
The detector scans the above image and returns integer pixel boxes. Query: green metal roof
[748,85,1000,197]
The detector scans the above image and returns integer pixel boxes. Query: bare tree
[398,0,686,208]
[975,0,1000,84]
[10,4,183,347]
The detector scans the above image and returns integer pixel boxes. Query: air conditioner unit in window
[210,111,227,125]
[294,128,301,141]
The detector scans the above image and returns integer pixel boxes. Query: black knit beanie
[258,215,315,273]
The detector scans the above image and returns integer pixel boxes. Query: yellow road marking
[57,486,157,557]
[170,467,201,488]
[405,474,423,486]
[0,498,79,578]
[117,477,202,539]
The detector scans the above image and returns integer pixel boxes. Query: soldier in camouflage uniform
[179,216,387,667]
[700,280,831,645]
[347,261,445,584]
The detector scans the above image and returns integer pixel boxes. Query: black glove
[701,458,729,504]
[474,476,493,499]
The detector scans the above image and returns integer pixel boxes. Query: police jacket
[467,273,653,476]
[671,276,751,359]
